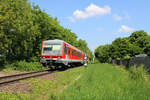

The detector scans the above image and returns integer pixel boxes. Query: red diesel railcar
[40,39,88,68]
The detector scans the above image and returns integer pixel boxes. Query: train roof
[43,39,85,54]
[43,39,64,44]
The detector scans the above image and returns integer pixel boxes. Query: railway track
[0,70,53,86]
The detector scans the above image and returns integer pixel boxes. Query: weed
[129,65,149,81]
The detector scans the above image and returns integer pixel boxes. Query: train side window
[65,45,68,54]
[72,49,74,56]
[64,45,67,54]
[68,48,70,55]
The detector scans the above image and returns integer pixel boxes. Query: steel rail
[0,70,49,79]
[0,70,53,86]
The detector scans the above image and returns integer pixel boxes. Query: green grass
[0,66,84,100]
[1,64,150,100]
[58,64,150,100]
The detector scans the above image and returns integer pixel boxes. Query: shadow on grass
[49,64,83,72]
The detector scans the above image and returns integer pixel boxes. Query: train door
[64,44,68,65]
[67,47,71,67]
[65,45,68,59]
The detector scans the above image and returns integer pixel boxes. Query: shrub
[28,56,40,62]
[13,61,44,71]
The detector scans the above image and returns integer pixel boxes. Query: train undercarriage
[40,58,87,70]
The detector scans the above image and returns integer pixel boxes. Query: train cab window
[42,43,62,55]
[43,47,52,51]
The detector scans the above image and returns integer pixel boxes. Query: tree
[111,38,130,60]
[95,31,149,63]
[61,28,78,47]
[129,30,150,52]
[144,42,150,56]
[0,0,39,62]
[95,44,112,63]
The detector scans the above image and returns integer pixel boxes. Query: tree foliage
[0,0,93,65]
[0,0,39,62]
[95,45,112,63]
[95,30,150,63]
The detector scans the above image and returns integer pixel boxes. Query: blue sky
[29,0,150,52]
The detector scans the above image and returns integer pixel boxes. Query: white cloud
[69,3,111,21]
[113,14,122,21]
[118,25,135,33]
[113,12,130,21]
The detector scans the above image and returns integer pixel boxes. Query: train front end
[40,40,63,68]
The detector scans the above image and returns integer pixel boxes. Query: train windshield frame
[42,43,62,55]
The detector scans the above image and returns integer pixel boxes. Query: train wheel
[42,63,47,67]
[49,65,55,70]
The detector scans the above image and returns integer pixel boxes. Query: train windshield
[42,43,62,55]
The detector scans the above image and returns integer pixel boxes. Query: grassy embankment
[58,64,150,100]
